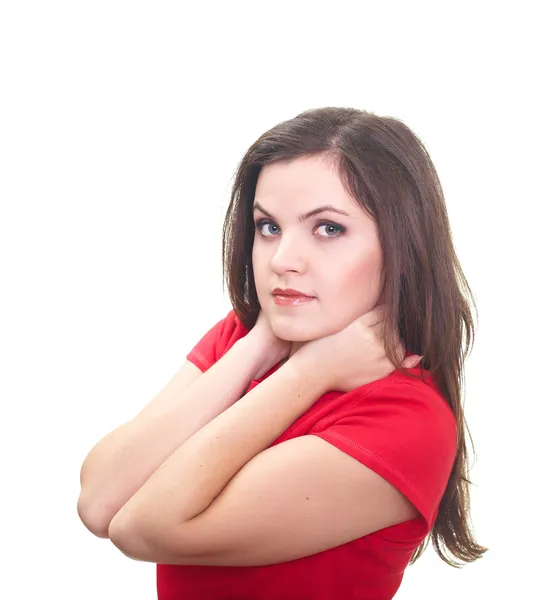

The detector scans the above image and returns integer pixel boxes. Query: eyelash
[254,218,346,239]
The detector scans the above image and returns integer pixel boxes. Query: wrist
[285,352,329,396]
[233,336,268,379]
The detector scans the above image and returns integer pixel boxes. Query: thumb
[402,354,423,369]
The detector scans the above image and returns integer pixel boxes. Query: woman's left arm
[108,355,325,559]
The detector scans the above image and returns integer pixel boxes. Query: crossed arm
[106,341,419,566]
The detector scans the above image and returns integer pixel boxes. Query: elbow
[108,513,137,557]
[77,494,113,539]
[108,512,157,562]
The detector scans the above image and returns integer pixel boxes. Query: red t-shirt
[157,309,457,600]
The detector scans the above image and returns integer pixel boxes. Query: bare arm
[77,338,259,539]
[108,357,419,568]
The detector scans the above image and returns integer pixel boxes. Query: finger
[402,355,423,369]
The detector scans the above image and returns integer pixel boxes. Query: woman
[78,107,487,599]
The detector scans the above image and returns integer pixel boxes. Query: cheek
[330,250,383,308]
[252,240,267,270]
[252,244,272,304]
[251,245,262,278]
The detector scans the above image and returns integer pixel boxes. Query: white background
[1,1,537,598]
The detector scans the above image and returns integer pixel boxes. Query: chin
[267,316,326,343]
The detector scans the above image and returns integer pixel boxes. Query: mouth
[272,288,315,298]
[272,293,316,306]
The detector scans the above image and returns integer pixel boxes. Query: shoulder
[186,308,249,372]
[215,308,249,353]
[346,368,456,436]
[311,370,457,530]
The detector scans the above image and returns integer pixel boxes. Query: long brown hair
[221,107,487,567]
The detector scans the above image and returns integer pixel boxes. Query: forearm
[78,337,260,537]
[108,356,325,556]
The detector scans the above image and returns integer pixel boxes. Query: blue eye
[256,221,281,237]
[317,223,345,238]
[254,219,346,239]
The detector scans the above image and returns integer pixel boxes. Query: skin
[103,159,423,567]
[252,154,384,360]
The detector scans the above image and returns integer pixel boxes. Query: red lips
[272,288,314,297]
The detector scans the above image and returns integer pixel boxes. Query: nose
[270,234,307,274]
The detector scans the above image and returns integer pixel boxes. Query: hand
[245,310,292,381]
[290,305,422,393]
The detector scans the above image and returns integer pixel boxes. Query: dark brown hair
[221,107,487,567]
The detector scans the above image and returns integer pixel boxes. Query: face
[252,155,384,350]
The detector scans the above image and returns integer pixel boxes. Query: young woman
[78,107,487,599]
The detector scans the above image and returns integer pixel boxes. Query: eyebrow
[252,202,351,222]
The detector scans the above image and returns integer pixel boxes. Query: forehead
[254,156,357,210]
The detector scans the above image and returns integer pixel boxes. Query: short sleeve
[311,380,457,532]
[186,309,246,373]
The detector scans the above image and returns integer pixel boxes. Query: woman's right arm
[77,337,258,539]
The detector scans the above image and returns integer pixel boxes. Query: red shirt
[157,310,457,599]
